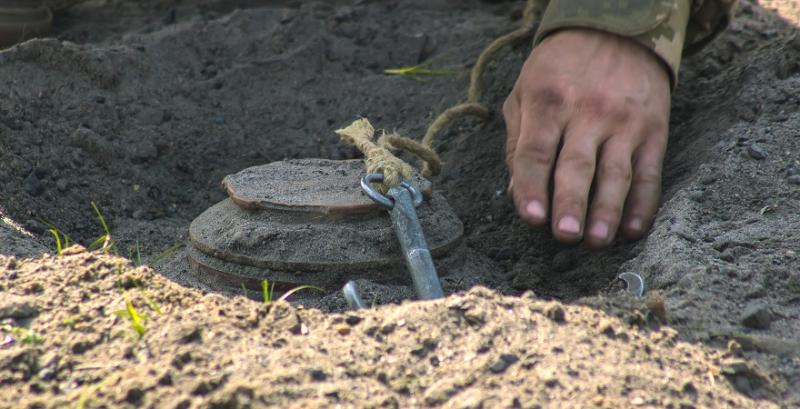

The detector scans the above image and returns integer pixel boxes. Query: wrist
[534,0,691,89]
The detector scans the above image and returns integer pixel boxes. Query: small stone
[125,387,145,404]
[787,165,799,176]
[788,175,800,186]
[551,251,577,272]
[335,325,351,335]
[688,190,706,203]
[345,315,362,326]
[699,175,717,185]
[71,341,94,354]
[488,353,518,374]
[308,368,327,381]
[23,172,44,196]
[178,326,202,344]
[4,257,17,270]
[740,303,772,329]
[493,247,515,261]
[598,319,617,338]
[746,144,767,160]
[537,367,560,388]
[545,303,566,323]
[0,298,38,319]
[55,179,67,191]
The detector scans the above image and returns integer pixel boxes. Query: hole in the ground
[3,0,794,313]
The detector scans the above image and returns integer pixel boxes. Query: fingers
[585,140,635,248]
[550,122,602,243]
[620,138,665,239]
[510,96,564,225]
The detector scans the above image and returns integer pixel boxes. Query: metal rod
[387,185,444,300]
[342,281,367,309]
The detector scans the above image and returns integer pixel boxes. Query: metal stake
[361,173,445,300]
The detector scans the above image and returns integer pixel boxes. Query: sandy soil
[1,0,799,407]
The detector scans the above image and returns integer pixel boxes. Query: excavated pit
[0,0,797,309]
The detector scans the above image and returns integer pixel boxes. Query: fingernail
[507,177,514,192]
[627,218,642,232]
[589,221,609,241]
[525,200,545,220]
[557,216,581,235]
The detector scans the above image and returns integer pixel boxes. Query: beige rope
[339,0,543,192]
[335,119,414,192]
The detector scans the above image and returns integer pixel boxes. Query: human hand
[503,28,671,249]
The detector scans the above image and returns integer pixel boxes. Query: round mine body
[188,159,464,292]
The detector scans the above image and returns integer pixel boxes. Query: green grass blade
[91,201,110,235]
[125,297,146,337]
[49,228,63,255]
[90,202,115,253]
[261,280,272,304]
[151,243,184,265]
[135,241,142,266]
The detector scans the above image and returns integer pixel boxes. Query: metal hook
[360,173,423,209]
[618,272,645,297]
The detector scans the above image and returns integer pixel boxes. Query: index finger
[511,93,566,225]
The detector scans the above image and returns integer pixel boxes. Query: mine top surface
[223,159,433,215]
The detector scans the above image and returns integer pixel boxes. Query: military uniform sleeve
[533,0,737,88]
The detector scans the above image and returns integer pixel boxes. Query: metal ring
[361,173,425,209]
[361,173,394,209]
[397,179,424,208]
[618,272,645,297]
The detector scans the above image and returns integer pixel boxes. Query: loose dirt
[0,0,799,407]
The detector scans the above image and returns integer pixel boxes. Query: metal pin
[342,280,367,309]
[361,173,444,300]
[618,272,645,297]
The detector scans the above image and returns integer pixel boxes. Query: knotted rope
[337,0,543,193]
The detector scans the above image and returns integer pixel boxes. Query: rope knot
[335,119,414,193]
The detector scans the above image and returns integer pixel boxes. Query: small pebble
[545,303,566,323]
[345,315,362,326]
[551,251,577,272]
[0,299,39,319]
[688,190,706,203]
[23,172,44,196]
[747,144,767,160]
[788,175,800,186]
[488,353,518,374]
[740,303,773,330]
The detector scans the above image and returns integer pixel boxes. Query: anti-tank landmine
[188,159,464,294]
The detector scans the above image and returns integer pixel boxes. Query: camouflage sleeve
[533,0,737,87]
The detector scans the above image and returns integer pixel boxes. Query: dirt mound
[0,248,778,408]
[0,0,799,407]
